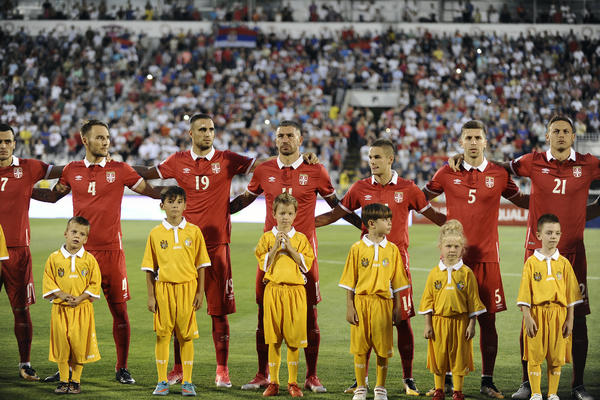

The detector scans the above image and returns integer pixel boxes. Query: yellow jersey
[141,218,211,283]
[517,249,582,308]
[42,246,101,305]
[419,260,486,317]
[339,236,410,299]
[255,227,314,285]
[0,224,7,261]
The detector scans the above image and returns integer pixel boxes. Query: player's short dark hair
[190,113,213,125]
[461,120,487,137]
[371,138,395,156]
[161,186,187,203]
[537,213,560,231]
[68,216,90,228]
[273,192,298,213]
[0,123,15,139]
[81,119,109,137]
[278,120,302,134]
[361,203,392,227]
[547,115,574,132]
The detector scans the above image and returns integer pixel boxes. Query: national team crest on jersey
[58,267,65,277]
[573,166,582,178]
[485,176,494,188]
[211,163,221,174]
[361,257,369,267]
[394,191,403,203]
[160,240,168,249]
[13,167,23,179]
[533,272,542,281]
[299,174,308,185]
[434,280,442,290]
[556,271,562,281]
[456,281,465,291]
[185,239,192,247]
[106,171,116,183]
[382,258,389,267]
[81,268,88,277]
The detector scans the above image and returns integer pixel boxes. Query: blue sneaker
[182,381,196,396]
[153,381,169,395]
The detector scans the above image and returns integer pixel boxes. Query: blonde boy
[339,203,410,400]
[419,220,486,400]
[42,216,101,394]
[142,186,211,396]
[517,214,582,400]
[255,193,314,398]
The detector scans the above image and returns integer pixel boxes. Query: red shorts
[88,249,130,303]
[256,258,321,307]
[398,250,415,319]
[467,261,506,313]
[525,248,589,316]
[1,247,35,308]
[204,243,235,316]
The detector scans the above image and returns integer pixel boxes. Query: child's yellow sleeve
[0,225,8,260]
[516,259,533,307]
[255,233,273,272]
[141,233,157,273]
[418,270,435,314]
[466,268,486,317]
[338,243,359,291]
[296,234,314,273]
[85,255,102,299]
[42,254,60,300]
[194,228,211,269]
[390,245,410,293]
[564,259,583,307]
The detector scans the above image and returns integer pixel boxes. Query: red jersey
[510,149,600,252]
[0,156,51,247]
[59,159,142,251]
[425,159,520,263]
[158,148,254,245]
[340,171,431,253]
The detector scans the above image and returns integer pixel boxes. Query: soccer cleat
[153,381,170,396]
[54,381,70,394]
[453,390,465,400]
[572,385,594,400]
[404,378,420,395]
[115,368,135,384]
[352,386,368,400]
[241,373,270,390]
[529,394,543,400]
[288,383,304,397]
[548,394,560,400]
[512,381,531,400]
[19,365,40,381]
[481,381,505,399]
[167,367,183,385]
[262,383,279,396]
[433,389,446,400]
[68,381,81,394]
[182,381,196,396]
[215,365,232,388]
[374,386,388,400]
[427,375,453,396]
[304,375,327,393]
[44,370,61,383]
[344,377,369,394]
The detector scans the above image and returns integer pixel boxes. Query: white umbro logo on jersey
[75,175,83,181]
[541,168,550,174]
[268,176,276,182]
[183,168,191,174]
[365,195,372,200]
[453,179,462,184]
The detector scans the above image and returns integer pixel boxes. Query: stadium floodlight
[477,48,482,54]
[183,114,190,121]
[146,74,153,80]
[265,119,271,125]
[456,68,462,74]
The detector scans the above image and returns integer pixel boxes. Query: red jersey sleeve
[340,181,362,212]
[316,164,335,198]
[120,163,143,188]
[501,174,520,199]
[225,150,254,177]
[247,166,263,195]
[157,153,178,179]
[58,162,73,188]
[30,159,51,181]
[510,153,533,177]
[408,182,430,212]
[425,166,447,195]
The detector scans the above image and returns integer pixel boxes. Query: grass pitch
[0,220,598,399]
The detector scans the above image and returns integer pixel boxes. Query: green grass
[0,221,599,399]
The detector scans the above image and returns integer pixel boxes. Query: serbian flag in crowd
[214,26,258,48]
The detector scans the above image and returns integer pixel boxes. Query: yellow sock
[70,363,83,383]
[268,343,282,385]
[180,339,194,383]
[58,362,70,383]
[452,375,464,392]
[287,347,299,384]
[434,374,445,390]
[528,363,542,395]
[547,366,561,396]
[354,354,367,387]
[156,335,170,382]
[375,356,388,387]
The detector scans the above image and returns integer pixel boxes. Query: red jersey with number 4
[157,148,254,245]
[59,160,142,250]
[425,160,520,263]
[0,157,51,247]
[510,149,600,252]
[340,172,431,253]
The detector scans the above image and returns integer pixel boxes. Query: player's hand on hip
[147,296,156,313]
[448,153,463,171]
[193,292,203,310]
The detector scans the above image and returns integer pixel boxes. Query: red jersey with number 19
[59,159,143,250]
[157,148,254,245]
[0,156,51,247]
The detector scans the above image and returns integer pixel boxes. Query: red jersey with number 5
[510,149,600,252]
[59,159,142,250]
[157,148,254,245]
[0,157,51,247]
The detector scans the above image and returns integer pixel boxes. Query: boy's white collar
[162,218,187,230]
[60,245,85,259]
[533,248,560,261]
[271,227,297,237]
[361,235,388,248]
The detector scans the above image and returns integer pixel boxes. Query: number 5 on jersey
[195,176,210,190]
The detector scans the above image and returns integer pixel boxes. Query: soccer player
[230,120,362,393]
[315,138,446,395]
[0,122,65,381]
[423,120,529,398]
[32,119,161,384]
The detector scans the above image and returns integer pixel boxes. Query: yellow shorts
[427,314,473,376]
[350,294,394,358]
[49,302,100,364]
[523,304,571,366]
[154,280,199,341]
[263,282,307,348]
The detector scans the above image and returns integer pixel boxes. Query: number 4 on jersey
[88,182,96,196]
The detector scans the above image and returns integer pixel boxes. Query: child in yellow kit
[419,220,486,400]
[255,193,314,398]
[0,224,8,267]
[142,186,211,396]
[339,203,410,400]
[42,216,101,395]
[517,214,582,400]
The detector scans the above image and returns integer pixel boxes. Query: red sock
[256,305,269,377]
[572,316,588,388]
[173,336,182,368]
[519,321,528,382]
[478,313,498,376]
[212,315,230,367]
[304,306,320,378]
[108,302,130,370]
[13,308,32,363]
[396,319,414,378]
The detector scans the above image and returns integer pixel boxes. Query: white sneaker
[548,394,560,400]
[512,382,531,400]
[530,394,543,400]
[374,386,388,400]
[352,386,367,400]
